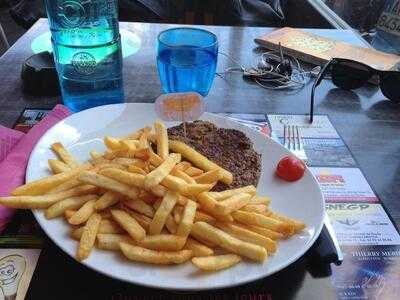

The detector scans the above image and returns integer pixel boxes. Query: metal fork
[283,125,307,161]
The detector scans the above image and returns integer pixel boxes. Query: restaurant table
[1,19,400,299]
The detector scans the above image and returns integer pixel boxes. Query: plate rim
[27,103,325,291]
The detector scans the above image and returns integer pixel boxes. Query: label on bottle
[71,52,97,75]
[57,0,117,28]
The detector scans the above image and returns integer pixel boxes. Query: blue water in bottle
[44,0,124,112]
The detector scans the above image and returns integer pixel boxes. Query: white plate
[27,103,324,291]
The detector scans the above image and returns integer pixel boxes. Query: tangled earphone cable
[217,50,321,91]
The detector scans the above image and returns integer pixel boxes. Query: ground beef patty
[167,120,261,191]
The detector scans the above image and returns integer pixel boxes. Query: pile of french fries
[0,121,305,272]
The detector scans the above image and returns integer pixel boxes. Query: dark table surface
[1,19,400,299]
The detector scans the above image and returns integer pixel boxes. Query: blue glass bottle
[44,0,124,112]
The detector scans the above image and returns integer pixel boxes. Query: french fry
[208,185,257,201]
[147,148,163,166]
[51,142,79,167]
[99,219,124,234]
[169,140,233,184]
[45,194,97,219]
[183,183,214,196]
[268,212,305,233]
[216,223,277,253]
[138,234,186,251]
[154,121,169,159]
[47,178,81,194]
[214,193,252,215]
[1,185,97,209]
[104,136,121,151]
[176,200,197,237]
[165,215,178,234]
[149,184,167,197]
[97,233,132,250]
[48,159,71,174]
[184,238,214,257]
[111,209,146,242]
[64,209,76,219]
[128,165,147,175]
[123,198,155,218]
[93,163,126,172]
[128,159,147,170]
[135,148,149,160]
[249,196,271,206]
[72,219,124,240]
[144,153,181,189]
[177,195,191,206]
[191,222,267,262]
[193,169,222,184]
[197,192,233,222]
[112,158,137,167]
[172,169,196,184]
[173,205,184,223]
[240,204,268,214]
[161,175,187,192]
[68,199,96,225]
[125,210,152,231]
[78,171,139,199]
[100,168,145,188]
[174,161,191,172]
[194,211,216,224]
[12,164,90,196]
[138,130,149,149]
[138,190,158,204]
[149,191,178,235]
[77,213,102,261]
[103,150,120,160]
[192,254,241,271]
[184,166,204,177]
[123,128,144,140]
[232,211,292,236]
[94,191,120,210]
[120,140,137,157]
[246,225,284,240]
[90,151,104,160]
[119,243,192,265]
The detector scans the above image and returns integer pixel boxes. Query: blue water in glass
[157,28,218,96]
[44,0,124,112]
[157,47,217,96]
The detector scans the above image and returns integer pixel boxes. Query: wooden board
[255,27,400,71]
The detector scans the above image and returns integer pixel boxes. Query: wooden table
[1,19,400,299]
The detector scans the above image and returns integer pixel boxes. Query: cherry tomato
[276,155,305,182]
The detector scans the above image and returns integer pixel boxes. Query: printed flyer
[303,139,356,167]
[326,203,400,245]
[267,114,340,139]
[310,167,378,203]
[331,245,400,300]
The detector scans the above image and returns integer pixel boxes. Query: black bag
[223,0,287,26]
[119,0,287,26]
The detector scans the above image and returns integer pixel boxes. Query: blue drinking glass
[157,28,218,97]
